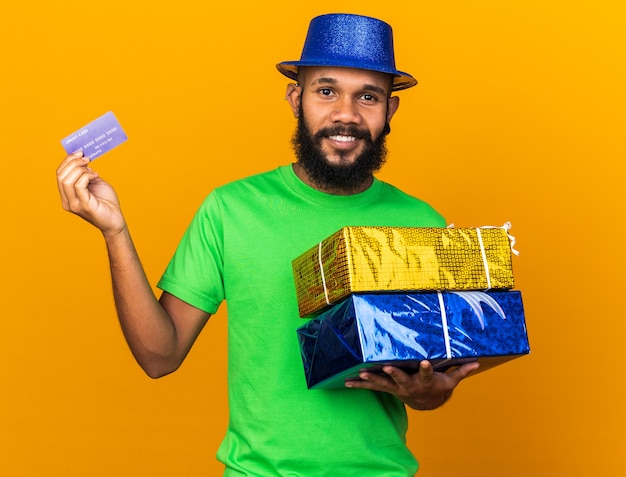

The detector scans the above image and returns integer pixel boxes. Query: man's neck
[292,162,373,196]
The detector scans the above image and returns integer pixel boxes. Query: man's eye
[361,94,376,101]
[319,88,333,96]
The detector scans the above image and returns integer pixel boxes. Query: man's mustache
[313,125,373,141]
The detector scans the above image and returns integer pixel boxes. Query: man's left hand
[345,360,480,410]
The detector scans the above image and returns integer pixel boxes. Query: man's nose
[330,99,362,123]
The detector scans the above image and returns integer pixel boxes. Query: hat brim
[276,62,417,91]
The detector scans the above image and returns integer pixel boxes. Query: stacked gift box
[292,225,530,389]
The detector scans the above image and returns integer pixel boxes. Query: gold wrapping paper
[292,226,515,317]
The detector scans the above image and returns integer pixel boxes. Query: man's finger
[447,361,480,384]
[55,151,85,176]
[345,371,395,391]
[382,366,411,386]
[417,360,435,382]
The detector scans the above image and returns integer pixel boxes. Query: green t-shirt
[157,165,446,477]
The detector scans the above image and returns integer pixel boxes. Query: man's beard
[291,114,389,191]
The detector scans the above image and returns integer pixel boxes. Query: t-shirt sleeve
[157,192,225,314]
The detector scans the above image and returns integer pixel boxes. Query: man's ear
[285,83,302,118]
[386,95,400,123]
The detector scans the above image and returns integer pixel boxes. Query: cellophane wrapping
[292,226,514,317]
[297,290,529,389]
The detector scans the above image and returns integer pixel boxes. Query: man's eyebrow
[312,77,387,95]
[362,84,387,95]
[313,77,337,85]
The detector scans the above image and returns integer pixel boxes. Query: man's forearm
[104,227,180,378]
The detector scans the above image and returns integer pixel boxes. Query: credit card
[60,111,128,160]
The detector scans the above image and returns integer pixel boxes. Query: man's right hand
[56,151,126,238]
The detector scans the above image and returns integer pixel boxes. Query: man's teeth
[329,135,356,142]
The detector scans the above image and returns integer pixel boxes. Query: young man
[56,13,478,476]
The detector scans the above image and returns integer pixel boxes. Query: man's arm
[56,151,210,378]
[345,361,480,410]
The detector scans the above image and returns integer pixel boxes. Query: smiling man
[56,13,477,477]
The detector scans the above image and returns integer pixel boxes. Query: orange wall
[1,1,624,475]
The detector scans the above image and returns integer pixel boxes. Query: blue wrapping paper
[297,291,530,389]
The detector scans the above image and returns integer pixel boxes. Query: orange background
[1,1,624,475]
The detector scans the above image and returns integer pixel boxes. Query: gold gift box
[292,226,515,317]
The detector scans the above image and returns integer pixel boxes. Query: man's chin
[320,146,364,166]
[322,155,360,168]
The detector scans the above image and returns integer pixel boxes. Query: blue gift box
[297,291,530,389]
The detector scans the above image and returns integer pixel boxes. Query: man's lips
[324,135,363,152]
[328,135,357,143]
[315,128,371,152]
[316,126,371,142]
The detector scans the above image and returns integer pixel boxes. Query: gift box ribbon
[437,291,453,360]
[447,222,520,256]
